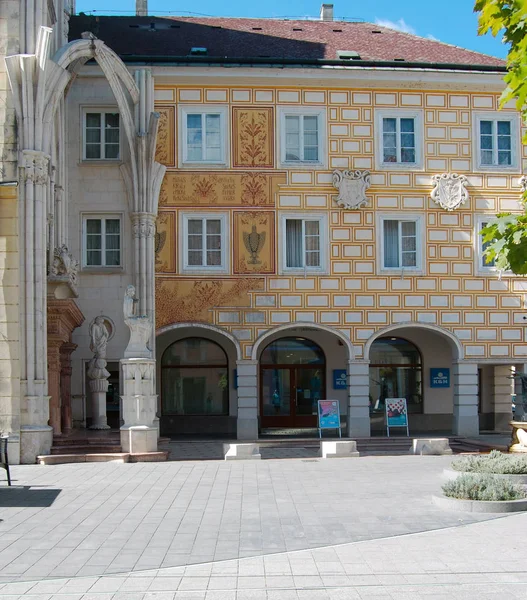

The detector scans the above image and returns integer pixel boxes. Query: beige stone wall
[0,186,20,463]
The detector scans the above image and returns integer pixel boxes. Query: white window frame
[81,214,123,269]
[376,213,425,275]
[375,109,424,170]
[179,212,229,274]
[278,106,327,169]
[279,212,328,275]
[179,105,229,167]
[82,108,121,161]
[473,111,520,172]
[474,214,513,276]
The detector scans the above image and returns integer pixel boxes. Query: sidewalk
[0,454,524,598]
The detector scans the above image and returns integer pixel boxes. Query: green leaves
[475,1,527,275]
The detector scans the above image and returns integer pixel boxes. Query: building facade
[1,1,525,462]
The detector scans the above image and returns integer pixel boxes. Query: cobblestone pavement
[0,455,523,598]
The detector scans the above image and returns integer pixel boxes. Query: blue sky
[75,0,508,60]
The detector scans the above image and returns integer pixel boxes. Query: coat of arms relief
[430,173,469,211]
[332,170,371,210]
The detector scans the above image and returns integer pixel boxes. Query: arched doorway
[260,337,325,428]
[161,337,229,417]
[369,337,422,432]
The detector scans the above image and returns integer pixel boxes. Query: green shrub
[442,473,526,501]
[451,450,527,475]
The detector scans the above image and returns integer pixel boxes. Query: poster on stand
[317,400,342,438]
[385,398,409,437]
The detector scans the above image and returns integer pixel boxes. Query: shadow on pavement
[0,486,61,507]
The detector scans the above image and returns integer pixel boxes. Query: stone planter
[432,494,527,513]
[509,420,527,453]
[442,468,527,485]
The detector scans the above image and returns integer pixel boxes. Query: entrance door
[260,338,325,428]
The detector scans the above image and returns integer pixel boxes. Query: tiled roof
[69,15,505,68]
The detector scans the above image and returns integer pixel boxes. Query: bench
[0,436,11,486]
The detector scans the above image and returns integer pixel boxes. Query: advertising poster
[318,400,341,430]
[385,398,409,436]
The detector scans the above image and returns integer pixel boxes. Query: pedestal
[509,421,527,453]
[120,358,158,453]
[89,378,110,430]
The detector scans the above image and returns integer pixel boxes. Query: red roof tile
[69,15,505,68]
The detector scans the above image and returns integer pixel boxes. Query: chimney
[136,0,147,16]
[320,3,334,21]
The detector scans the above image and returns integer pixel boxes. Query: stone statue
[89,316,109,359]
[123,285,152,358]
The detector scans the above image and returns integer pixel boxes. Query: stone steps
[37,451,169,465]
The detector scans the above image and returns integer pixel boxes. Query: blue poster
[430,368,450,388]
[333,369,347,389]
[318,400,341,429]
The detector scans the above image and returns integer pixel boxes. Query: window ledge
[81,267,124,274]
[79,160,123,166]
[377,162,424,171]
[378,268,424,276]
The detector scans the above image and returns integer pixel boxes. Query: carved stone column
[47,340,62,435]
[47,299,85,436]
[60,342,76,434]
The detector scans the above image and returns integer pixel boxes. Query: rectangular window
[285,115,319,162]
[182,214,227,271]
[382,117,416,164]
[84,111,120,160]
[186,113,222,162]
[382,219,418,269]
[285,219,321,269]
[479,119,512,166]
[479,220,496,269]
[84,217,121,267]
[180,107,227,165]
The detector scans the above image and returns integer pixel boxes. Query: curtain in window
[304,220,320,267]
[480,120,493,165]
[400,221,417,267]
[383,220,399,268]
[303,116,319,161]
[400,118,415,163]
[205,114,221,161]
[105,219,120,266]
[187,219,203,265]
[382,118,397,163]
[497,121,511,165]
[206,219,222,266]
[286,219,303,267]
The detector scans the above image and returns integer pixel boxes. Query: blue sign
[333,369,347,389]
[318,400,341,429]
[430,368,450,388]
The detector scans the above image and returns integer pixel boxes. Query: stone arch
[251,321,354,361]
[363,321,464,361]
[156,322,243,362]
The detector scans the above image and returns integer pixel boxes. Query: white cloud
[427,33,439,41]
[374,18,416,35]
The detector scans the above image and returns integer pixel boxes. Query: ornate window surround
[178,105,229,168]
[179,211,230,274]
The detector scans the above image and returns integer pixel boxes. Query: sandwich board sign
[317,400,342,438]
[385,398,409,437]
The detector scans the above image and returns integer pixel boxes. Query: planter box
[443,468,527,484]
[432,494,527,513]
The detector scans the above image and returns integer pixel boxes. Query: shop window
[161,337,229,415]
[369,337,423,415]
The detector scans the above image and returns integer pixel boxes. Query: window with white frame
[180,106,227,165]
[476,216,498,273]
[83,111,120,160]
[181,213,228,272]
[474,112,519,170]
[278,107,326,167]
[375,110,423,169]
[281,213,328,273]
[83,216,121,267]
[378,216,423,272]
